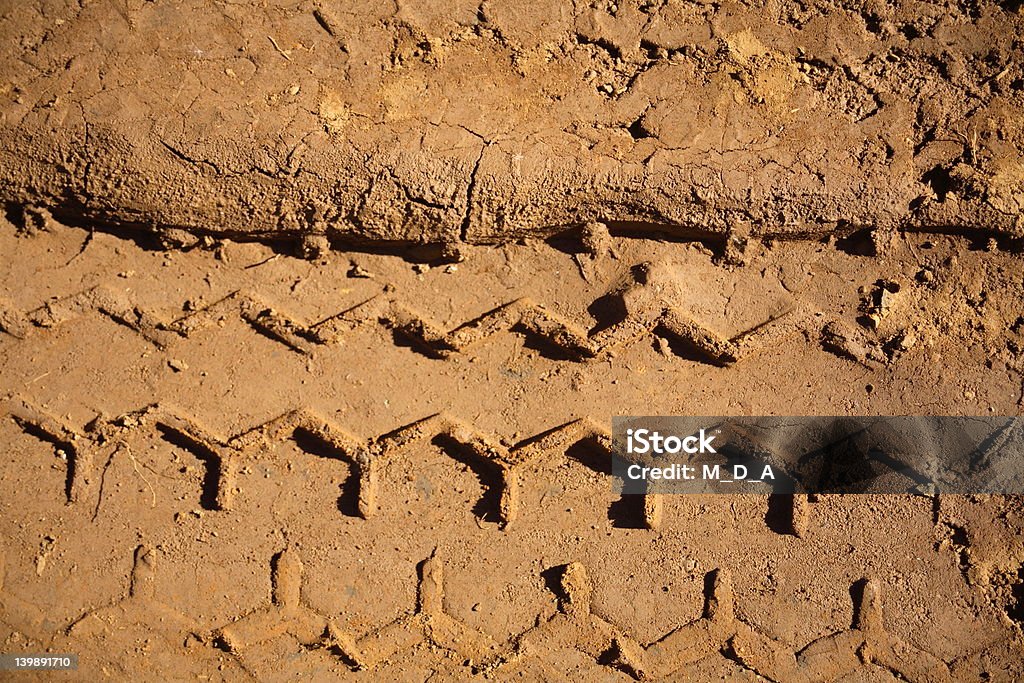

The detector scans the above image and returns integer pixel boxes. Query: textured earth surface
[1,214,1024,680]
[1,0,1023,249]
[2,1,1024,681]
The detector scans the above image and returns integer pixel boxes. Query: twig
[985,61,1014,85]
[245,253,280,269]
[128,448,157,508]
[572,254,590,283]
[92,446,119,522]
[268,36,292,61]
[953,128,978,165]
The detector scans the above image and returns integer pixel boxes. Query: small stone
[897,330,917,350]
[158,228,200,250]
[655,336,671,356]
[168,359,188,372]
[347,263,373,278]
[440,242,464,263]
[822,320,876,364]
[859,279,902,329]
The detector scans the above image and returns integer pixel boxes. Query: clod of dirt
[35,535,56,576]
[882,328,918,360]
[821,320,880,366]
[348,262,374,279]
[439,242,465,263]
[715,221,752,268]
[298,235,331,260]
[859,279,903,330]
[157,229,201,251]
[580,221,615,259]
[17,206,54,236]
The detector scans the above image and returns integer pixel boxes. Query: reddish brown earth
[2,214,1024,680]
[1,0,1023,249]
[1,1,1024,682]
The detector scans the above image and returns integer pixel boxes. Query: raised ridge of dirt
[2,1,1023,251]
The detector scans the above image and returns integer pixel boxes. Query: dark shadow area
[963,233,1024,253]
[3,202,26,231]
[432,433,504,522]
[324,642,361,670]
[586,291,628,337]
[6,199,459,264]
[544,230,588,256]
[902,227,1024,254]
[211,634,233,653]
[156,424,222,511]
[921,165,954,201]
[608,494,648,529]
[798,433,878,493]
[850,579,871,627]
[292,427,361,518]
[1007,565,1024,627]
[511,322,590,361]
[542,221,725,256]
[653,323,731,366]
[765,494,797,536]
[605,220,721,245]
[386,328,450,360]
[563,438,612,475]
[796,425,931,493]
[13,417,78,502]
[834,227,876,256]
[540,564,568,600]
[626,115,651,140]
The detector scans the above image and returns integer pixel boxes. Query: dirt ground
[2,0,1023,247]
[1,214,1023,681]
[2,0,1024,681]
